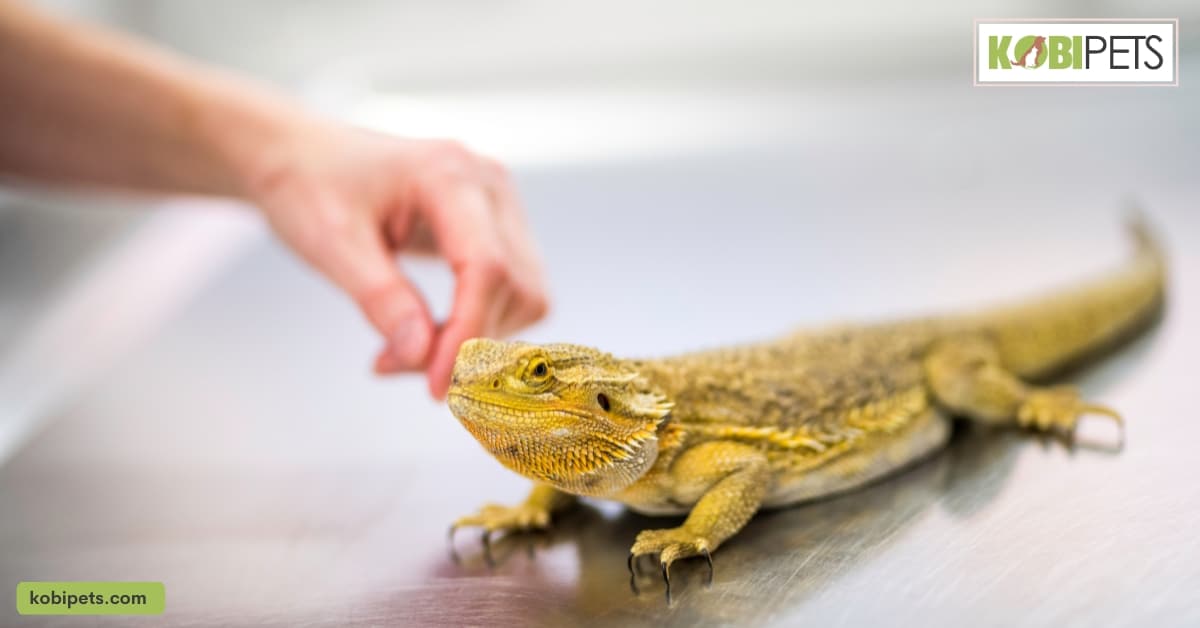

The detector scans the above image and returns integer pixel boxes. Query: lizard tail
[980,214,1167,380]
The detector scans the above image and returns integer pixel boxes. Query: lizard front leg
[629,441,768,597]
[450,483,575,561]
[924,336,1123,445]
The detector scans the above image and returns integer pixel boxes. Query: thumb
[340,247,435,373]
[360,274,436,373]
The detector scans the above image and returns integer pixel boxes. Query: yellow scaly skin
[446,221,1165,594]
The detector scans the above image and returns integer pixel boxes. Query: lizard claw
[1018,387,1125,450]
[447,525,461,563]
[628,526,714,602]
[661,561,672,603]
[702,547,714,588]
[628,553,639,595]
[481,530,494,568]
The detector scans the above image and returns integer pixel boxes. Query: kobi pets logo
[975,19,1178,85]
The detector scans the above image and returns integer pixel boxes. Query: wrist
[188,72,319,202]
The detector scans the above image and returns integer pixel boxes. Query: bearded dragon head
[447,338,673,497]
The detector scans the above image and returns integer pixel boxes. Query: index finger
[420,183,510,398]
[426,262,512,398]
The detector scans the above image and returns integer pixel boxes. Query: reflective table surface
[2,80,1199,626]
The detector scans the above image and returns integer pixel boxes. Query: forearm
[0,0,305,197]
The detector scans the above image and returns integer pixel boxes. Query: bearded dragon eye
[532,362,548,377]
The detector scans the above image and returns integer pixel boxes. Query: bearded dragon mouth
[445,386,662,496]
[446,390,519,436]
[448,389,592,424]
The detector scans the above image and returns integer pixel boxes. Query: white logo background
[975,20,1177,85]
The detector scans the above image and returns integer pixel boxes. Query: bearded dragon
[446,220,1165,597]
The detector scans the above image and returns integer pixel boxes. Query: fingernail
[389,316,432,369]
[426,354,450,400]
[429,370,448,401]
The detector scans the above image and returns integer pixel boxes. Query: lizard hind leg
[924,337,1124,448]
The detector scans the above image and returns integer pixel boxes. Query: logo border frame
[973,18,1180,87]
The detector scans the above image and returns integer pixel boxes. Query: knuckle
[426,139,472,167]
[414,141,474,185]
[480,155,509,180]
[472,255,508,283]
[301,207,352,255]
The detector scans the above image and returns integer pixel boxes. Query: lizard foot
[449,502,551,566]
[1017,386,1124,448]
[628,526,714,601]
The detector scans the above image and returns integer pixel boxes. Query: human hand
[241,119,548,399]
[0,0,547,400]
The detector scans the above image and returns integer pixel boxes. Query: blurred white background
[2,0,1198,458]
[34,1,1200,87]
[30,1,1200,164]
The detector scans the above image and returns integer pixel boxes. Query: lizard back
[620,220,1165,509]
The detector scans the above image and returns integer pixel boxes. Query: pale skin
[0,0,547,397]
